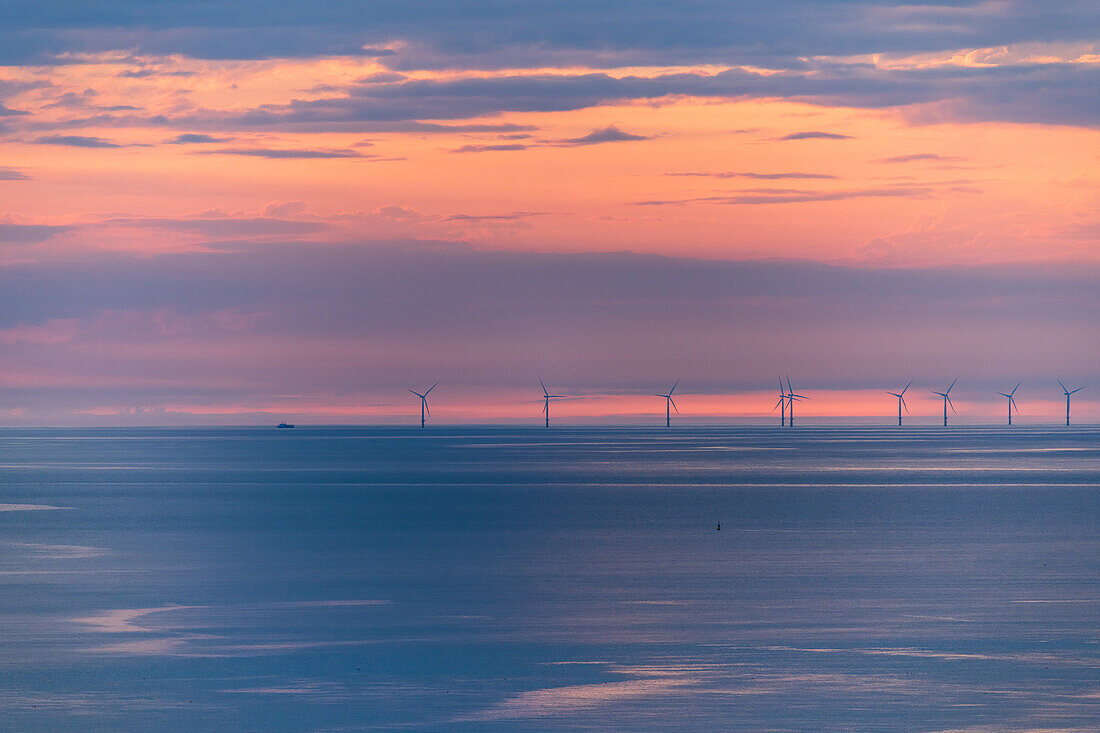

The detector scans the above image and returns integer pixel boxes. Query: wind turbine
[539,379,565,427]
[773,378,787,426]
[887,381,912,426]
[997,382,1021,425]
[1058,380,1083,427]
[785,376,808,427]
[931,378,957,427]
[409,383,437,428]
[654,380,679,427]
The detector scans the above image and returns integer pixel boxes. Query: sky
[0,0,1097,424]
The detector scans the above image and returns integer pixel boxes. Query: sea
[1,425,1097,731]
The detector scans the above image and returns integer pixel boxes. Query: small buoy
[717,523,721,531]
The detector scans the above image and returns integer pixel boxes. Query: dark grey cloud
[560,125,650,145]
[0,0,1096,70]
[878,153,965,164]
[117,67,196,78]
[450,125,649,152]
[20,59,1093,133]
[168,63,1094,131]
[31,134,122,147]
[0,102,29,116]
[451,143,529,153]
[777,131,853,141]
[167,133,229,144]
[194,147,366,159]
[0,167,31,180]
[666,171,837,180]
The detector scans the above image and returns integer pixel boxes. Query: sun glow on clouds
[0,4,1096,423]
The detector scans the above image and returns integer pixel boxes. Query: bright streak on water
[1,425,1098,731]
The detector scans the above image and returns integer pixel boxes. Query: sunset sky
[1,1,1097,424]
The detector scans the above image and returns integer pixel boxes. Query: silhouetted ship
[276,423,294,429]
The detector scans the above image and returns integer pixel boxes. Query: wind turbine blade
[1010,396,1018,412]
[424,402,430,417]
[409,389,422,397]
[947,377,957,394]
[669,398,679,413]
[1069,387,1084,394]
[424,383,438,396]
[779,378,785,394]
[901,397,910,414]
[1011,382,1021,396]
[773,400,783,410]
[997,393,1010,399]
[901,381,912,396]
[539,378,548,397]
[1058,379,1067,393]
[887,392,899,397]
[670,379,679,395]
[786,376,793,394]
[652,394,666,398]
[946,395,956,413]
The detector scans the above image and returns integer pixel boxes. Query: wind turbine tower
[997,382,1021,425]
[654,380,679,428]
[774,378,787,426]
[409,383,437,428]
[931,378,957,427]
[540,379,565,427]
[1058,380,1083,427]
[887,381,911,426]
[786,377,808,427]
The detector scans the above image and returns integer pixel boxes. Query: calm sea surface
[1,426,1098,731]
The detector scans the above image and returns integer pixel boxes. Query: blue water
[1,426,1098,731]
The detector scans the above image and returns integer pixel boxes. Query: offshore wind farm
[399,378,1089,427]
